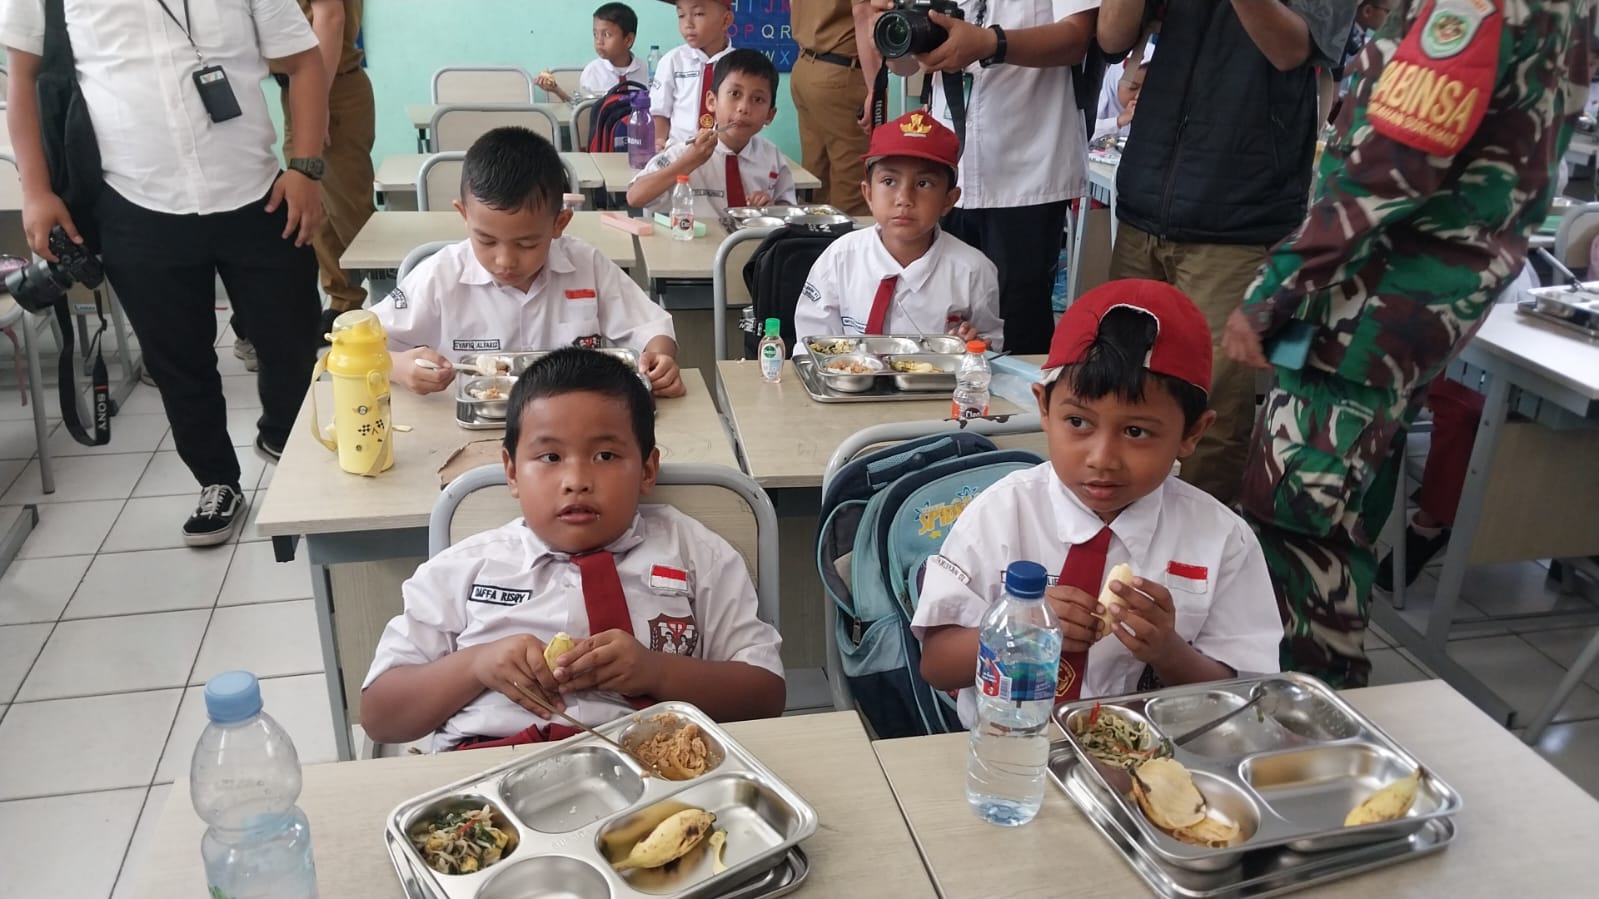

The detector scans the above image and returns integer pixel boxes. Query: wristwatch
[287,157,325,180]
[979,25,1008,68]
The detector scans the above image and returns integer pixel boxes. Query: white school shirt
[0,0,316,215]
[1091,61,1130,144]
[372,236,674,362]
[631,136,795,221]
[363,508,784,751]
[649,42,735,145]
[927,0,1098,208]
[580,54,650,94]
[912,463,1282,728]
[793,227,1004,350]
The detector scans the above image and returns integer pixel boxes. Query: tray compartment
[1060,703,1172,796]
[1263,685,1362,743]
[1135,770,1262,872]
[401,793,521,877]
[814,353,885,393]
[857,336,922,356]
[918,335,967,354]
[500,746,647,833]
[457,376,515,420]
[1241,743,1447,850]
[476,855,613,899]
[618,712,727,781]
[883,354,958,392]
[1145,689,1288,758]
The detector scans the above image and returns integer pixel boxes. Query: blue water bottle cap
[203,670,263,724]
[1004,561,1048,599]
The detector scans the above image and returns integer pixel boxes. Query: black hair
[503,348,657,459]
[712,48,779,99]
[593,2,638,36]
[865,157,958,190]
[461,127,566,215]
[1043,306,1210,430]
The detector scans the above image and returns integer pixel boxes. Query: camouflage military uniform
[1235,0,1593,687]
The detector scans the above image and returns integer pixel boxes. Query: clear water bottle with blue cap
[967,560,1061,826]
[191,671,319,898]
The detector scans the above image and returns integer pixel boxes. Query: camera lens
[874,12,915,58]
[4,261,70,314]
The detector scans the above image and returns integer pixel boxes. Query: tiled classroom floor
[1,305,1597,898]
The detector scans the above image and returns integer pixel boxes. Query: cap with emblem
[863,109,961,169]
[1038,279,1213,394]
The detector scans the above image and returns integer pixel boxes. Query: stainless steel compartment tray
[455,348,641,428]
[792,353,940,404]
[384,702,818,899]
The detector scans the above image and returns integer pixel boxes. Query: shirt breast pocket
[640,594,700,658]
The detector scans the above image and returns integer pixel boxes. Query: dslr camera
[4,226,104,313]
[874,0,965,59]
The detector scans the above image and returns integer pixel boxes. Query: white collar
[516,511,647,562]
[458,236,576,296]
[868,226,945,293]
[1046,469,1163,567]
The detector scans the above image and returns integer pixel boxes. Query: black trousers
[96,185,320,488]
[943,201,1071,356]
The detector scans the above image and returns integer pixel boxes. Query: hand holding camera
[5,224,104,314]
[20,190,84,263]
[872,0,994,73]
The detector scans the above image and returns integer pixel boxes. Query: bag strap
[54,288,111,446]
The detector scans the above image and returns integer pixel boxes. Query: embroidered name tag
[649,564,691,594]
[453,338,502,351]
[469,583,531,606]
[386,287,408,310]
[928,554,971,586]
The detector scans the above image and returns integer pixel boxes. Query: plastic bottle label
[952,401,988,420]
[759,343,782,380]
[976,643,1057,701]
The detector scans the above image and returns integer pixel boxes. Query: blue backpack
[818,433,1044,738]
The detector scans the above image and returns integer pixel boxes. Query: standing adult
[1098,0,1358,505]
[2,0,328,546]
[789,0,879,216]
[1222,0,1592,686]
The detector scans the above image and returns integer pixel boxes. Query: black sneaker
[1375,525,1452,591]
[182,484,246,547]
[255,433,284,463]
[233,337,260,372]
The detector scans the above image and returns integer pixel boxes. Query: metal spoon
[508,681,664,776]
[1171,679,1308,747]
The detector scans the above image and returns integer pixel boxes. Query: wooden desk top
[873,680,1599,898]
[407,101,574,128]
[1470,303,1599,404]
[374,153,605,191]
[340,210,637,272]
[588,152,823,193]
[636,220,736,281]
[256,369,737,537]
[716,359,1029,489]
[132,711,936,899]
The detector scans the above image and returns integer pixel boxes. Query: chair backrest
[561,157,581,195]
[539,67,584,102]
[572,98,599,150]
[430,104,559,152]
[711,226,779,361]
[415,152,465,212]
[398,240,456,282]
[430,463,780,629]
[432,66,535,104]
[1554,202,1599,270]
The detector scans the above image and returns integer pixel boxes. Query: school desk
[1067,157,1119,306]
[373,152,606,210]
[338,210,637,277]
[588,151,824,201]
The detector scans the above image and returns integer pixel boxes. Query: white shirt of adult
[649,41,735,146]
[630,135,795,221]
[927,0,1098,209]
[0,0,317,216]
[793,226,1005,351]
[580,54,650,94]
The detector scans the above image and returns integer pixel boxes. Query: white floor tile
[0,452,150,505]
[218,541,313,605]
[47,413,169,457]
[101,494,215,553]
[220,374,262,409]
[0,555,91,624]
[258,456,276,489]
[0,690,181,798]
[0,623,51,703]
[1387,571,1509,639]
[0,787,145,899]
[191,600,321,685]
[157,408,260,451]
[109,384,167,417]
[0,416,56,461]
[65,547,233,619]
[12,499,122,559]
[0,459,25,497]
[133,449,264,498]
[1533,717,1599,800]
[110,784,173,899]
[1461,561,1598,619]
[1446,634,1599,725]
[157,673,334,785]
[1520,627,1599,691]
[1366,647,1428,687]
[17,610,209,701]
[234,489,267,543]
[216,325,237,349]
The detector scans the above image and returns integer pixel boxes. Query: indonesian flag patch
[1166,561,1210,593]
[649,564,690,594]
[565,288,597,300]
[1367,0,1502,156]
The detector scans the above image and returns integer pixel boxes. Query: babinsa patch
[1367,0,1502,156]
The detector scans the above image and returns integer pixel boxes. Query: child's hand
[1046,584,1101,654]
[553,630,662,697]
[1118,98,1138,129]
[640,351,686,397]
[682,128,719,168]
[471,635,566,714]
[535,71,557,90]
[949,320,978,343]
[1104,577,1183,664]
[746,190,772,208]
[396,347,456,395]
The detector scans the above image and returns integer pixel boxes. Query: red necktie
[574,550,653,711]
[724,153,747,207]
[865,275,898,335]
[1056,526,1113,703]
[698,62,715,129]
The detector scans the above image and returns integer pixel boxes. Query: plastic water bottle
[192,671,319,898]
[647,45,662,81]
[626,94,654,170]
[757,317,784,383]
[670,175,695,242]
[967,561,1061,826]
[951,339,991,420]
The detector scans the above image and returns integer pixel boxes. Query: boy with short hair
[913,281,1281,725]
[536,3,650,101]
[627,50,794,220]
[793,110,1003,350]
[650,0,735,149]
[1091,47,1152,144]
[361,349,786,750]
[373,127,684,398]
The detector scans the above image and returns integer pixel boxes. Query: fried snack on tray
[630,714,711,780]
[1130,757,1243,848]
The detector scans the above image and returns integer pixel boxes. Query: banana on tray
[612,808,718,871]
[1345,769,1422,826]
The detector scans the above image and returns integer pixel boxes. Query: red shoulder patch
[1367,0,1502,156]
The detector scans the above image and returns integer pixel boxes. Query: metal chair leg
[21,313,53,494]
[1524,628,1599,744]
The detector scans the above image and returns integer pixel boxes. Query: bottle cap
[966,339,987,354]
[1004,561,1047,600]
[631,92,651,108]
[676,174,690,183]
[203,670,263,724]
[764,317,781,337]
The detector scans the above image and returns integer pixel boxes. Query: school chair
[572,98,599,151]
[538,67,584,102]
[397,241,453,282]
[429,104,560,152]
[431,65,536,104]
[710,226,780,363]
[820,415,1046,712]
[0,152,54,496]
[1541,201,1599,278]
[414,150,580,212]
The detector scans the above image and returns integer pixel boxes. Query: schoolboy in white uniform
[913,281,1281,726]
[649,0,735,148]
[362,349,785,751]
[537,3,650,100]
[794,110,1002,350]
[628,50,795,221]
[373,127,683,397]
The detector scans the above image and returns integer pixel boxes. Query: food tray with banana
[1051,672,1461,879]
[454,348,641,429]
[791,335,968,402]
[383,701,819,899]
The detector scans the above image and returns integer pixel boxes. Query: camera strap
[870,64,971,152]
[52,290,111,447]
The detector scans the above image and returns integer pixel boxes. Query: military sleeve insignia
[1367,0,1503,156]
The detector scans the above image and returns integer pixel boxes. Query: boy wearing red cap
[793,110,1002,351]
[912,281,1281,723]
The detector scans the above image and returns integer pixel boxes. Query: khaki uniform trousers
[283,67,377,313]
[789,53,870,216]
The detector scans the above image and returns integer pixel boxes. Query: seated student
[626,49,794,221]
[361,349,786,750]
[793,110,1003,351]
[1091,43,1153,145]
[535,3,649,102]
[912,281,1282,725]
[373,127,684,398]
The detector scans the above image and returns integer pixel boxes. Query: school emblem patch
[1055,656,1077,699]
[571,334,603,349]
[647,613,699,656]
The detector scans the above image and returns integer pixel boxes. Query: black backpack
[587,80,648,153]
[740,226,849,358]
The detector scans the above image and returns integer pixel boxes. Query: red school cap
[1038,279,1213,394]
[863,110,961,170]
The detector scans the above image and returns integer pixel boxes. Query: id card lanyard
[153,0,244,122]
[152,0,201,62]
